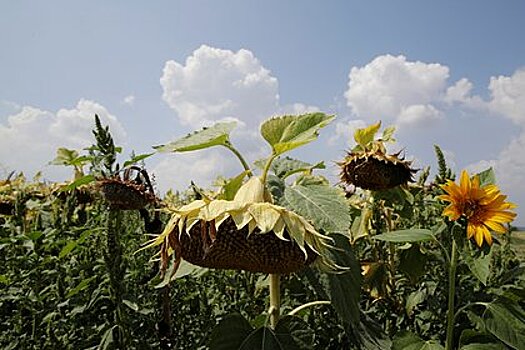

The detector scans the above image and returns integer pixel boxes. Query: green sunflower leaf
[154,121,237,152]
[283,183,350,233]
[373,229,435,243]
[209,313,254,350]
[483,297,525,349]
[260,113,334,156]
[392,331,444,350]
[354,121,381,148]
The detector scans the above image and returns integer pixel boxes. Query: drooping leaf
[373,229,435,243]
[399,244,430,284]
[50,147,80,166]
[462,241,492,285]
[122,152,154,168]
[476,167,497,187]
[283,184,351,233]
[392,331,444,350]
[483,298,525,349]
[354,121,381,148]
[260,113,335,156]
[324,233,362,325]
[154,121,237,152]
[209,313,254,350]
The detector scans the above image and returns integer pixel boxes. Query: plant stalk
[269,273,280,329]
[288,301,331,316]
[445,238,458,350]
[223,143,252,176]
[261,154,277,185]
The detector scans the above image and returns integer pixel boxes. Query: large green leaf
[324,233,362,325]
[209,313,254,350]
[275,316,314,350]
[154,121,237,152]
[239,327,289,350]
[483,298,525,349]
[462,241,492,285]
[399,244,430,284]
[392,331,444,350]
[283,184,351,233]
[373,229,435,243]
[260,113,334,156]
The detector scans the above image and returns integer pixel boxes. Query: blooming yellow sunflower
[439,170,517,247]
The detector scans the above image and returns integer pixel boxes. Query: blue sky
[1,1,524,223]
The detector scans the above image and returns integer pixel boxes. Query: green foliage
[154,121,237,153]
[373,229,435,242]
[392,331,444,350]
[260,113,334,156]
[434,145,455,184]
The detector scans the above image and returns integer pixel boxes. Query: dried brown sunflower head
[98,166,157,210]
[338,150,416,191]
[337,121,417,191]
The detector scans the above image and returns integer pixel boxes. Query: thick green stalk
[223,143,252,176]
[269,274,280,328]
[261,154,278,185]
[445,239,458,350]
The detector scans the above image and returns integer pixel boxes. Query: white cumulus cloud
[344,55,449,125]
[156,45,323,192]
[0,99,126,179]
[160,45,279,128]
[488,69,525,125]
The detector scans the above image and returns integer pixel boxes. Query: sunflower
[439,170,517,247]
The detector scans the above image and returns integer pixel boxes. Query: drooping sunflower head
[337,122,417,191]
[439,170,517,247]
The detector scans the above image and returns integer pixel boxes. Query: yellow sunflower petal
[473,225,484,247]
[483,219,507,233]
[467,223,476,239]
[482,225,493,246]
[460,170,471,196]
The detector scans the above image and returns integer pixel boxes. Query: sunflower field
[1,114,524,350]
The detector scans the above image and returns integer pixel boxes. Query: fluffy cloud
[153,150,242,193]
[157,45,322,192]
[0,99,126,179]
[397,104,443,127]
[344,55,449,125]
[161,45,279,128]
[488,69,525,125]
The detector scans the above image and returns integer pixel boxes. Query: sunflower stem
[445,238,458,350]
[261,154,278,185]
[269,273,280,329]
[223,142,252,177]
